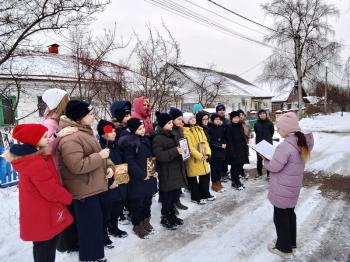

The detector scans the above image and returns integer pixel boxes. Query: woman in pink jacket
[263,112,313,258]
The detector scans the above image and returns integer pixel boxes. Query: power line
[207,0,277,33]
[146,0,289,53]
[238,57,269,76]
[181,0,266,36]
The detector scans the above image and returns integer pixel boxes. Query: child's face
[239,113,245,121]
[135,124,146,136]
[80,111,94,126]
[232,116,240,124]
[122,114,131,125]
[163,120,173,131]
[188,117,196,126]
[202,115,209,126]
[103,129,116,141]
[259,112,267,120]
[277,127,288,138]
[37,131,49,147]
[173,117,183,127]
[213,118,221,126]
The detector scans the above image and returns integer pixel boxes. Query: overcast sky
[46,0,350,85]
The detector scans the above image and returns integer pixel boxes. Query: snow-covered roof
[171,64,272,98]
[304,96,324,105]
[0,52,137,83]
[259,80,305,103]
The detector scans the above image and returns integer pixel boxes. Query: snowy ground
[0,113,349,262]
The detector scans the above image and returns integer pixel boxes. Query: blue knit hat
[193,103,203,114]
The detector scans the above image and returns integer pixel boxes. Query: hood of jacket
[110,100,132,118]
[132,96,151,118]
[59,116,94,135]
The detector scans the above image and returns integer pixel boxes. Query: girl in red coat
[3,124,73,262]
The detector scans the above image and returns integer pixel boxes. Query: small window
[37,96,47,117]
[0,96,17,126]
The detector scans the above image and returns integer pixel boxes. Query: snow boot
[108,221,128,238]
[143,218,154,233]
[161,214,178,230]
[206,194,216,201]
[133,223,149,239]
[211,181,221,192]
[171,211,184,226]
[175,200,188,210]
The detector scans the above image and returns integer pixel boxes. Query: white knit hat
[42,88,67,110]
[183,112,195,124]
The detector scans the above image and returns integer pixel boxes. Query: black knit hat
[229,111,240,120]
[97,119,115,136]
[156,111,173,128]
[127,118,143,133]
[169,107,183,120]
[210,113,221,122]
[237,109,245,115]
[258,109,267,115]
[114,108,131,123]
[216,103,226,112]
[66,100,92,121]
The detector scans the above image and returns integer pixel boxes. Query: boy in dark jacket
[208,113,226,193]
[118,118,158,239]
[97,120,128,244]
[254,109,274,178]
[226,111,249,190]
[152,112,187,230]
[168,107,188,211]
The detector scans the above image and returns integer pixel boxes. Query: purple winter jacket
[264,133,314,209]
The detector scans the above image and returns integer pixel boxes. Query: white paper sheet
[250,140,276,160]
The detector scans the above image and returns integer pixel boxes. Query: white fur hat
[42,88,67,110]
[183,112,195,124]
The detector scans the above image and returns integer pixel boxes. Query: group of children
[4,88,311,262]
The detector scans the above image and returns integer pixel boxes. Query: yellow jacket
[183,125,211,177]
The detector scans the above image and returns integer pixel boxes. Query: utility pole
[295,34,303,119]
[324,66,328,114]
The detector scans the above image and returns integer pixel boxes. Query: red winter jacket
[11,154,73,241]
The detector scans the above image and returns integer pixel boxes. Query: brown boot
[143,218,154,233]
[211,181,219,192]
[133,223,149,239]
[218,181,225,192]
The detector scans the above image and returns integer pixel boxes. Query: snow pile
[301,112,350,176]
[300,112,350,133]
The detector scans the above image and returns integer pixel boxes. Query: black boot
[108,222,128,238]
[175,201,188,210]
[171,211,184,226]
[161,213,177,230]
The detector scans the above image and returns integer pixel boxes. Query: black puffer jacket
[254,119,274,144]
[118,132,157,199]
[207,123,226,160]
[225,123,249,165]
[152,129,187,192]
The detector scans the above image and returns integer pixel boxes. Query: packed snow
[0,112,349,262]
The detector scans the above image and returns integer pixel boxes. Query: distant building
[0,44,140,126]
[168,64,273,113]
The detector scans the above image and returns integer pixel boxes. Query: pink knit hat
[276,112,301,133]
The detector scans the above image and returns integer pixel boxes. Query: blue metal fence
[0,146,18,187]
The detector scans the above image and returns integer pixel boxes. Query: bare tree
[259,0,341,116]
[185,66,227,108]
[64,24,129,119]
[132,23,184,112]
[0,0,110,67]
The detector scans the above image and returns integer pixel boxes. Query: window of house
[0,96,17,126]
[37,96,47,117]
